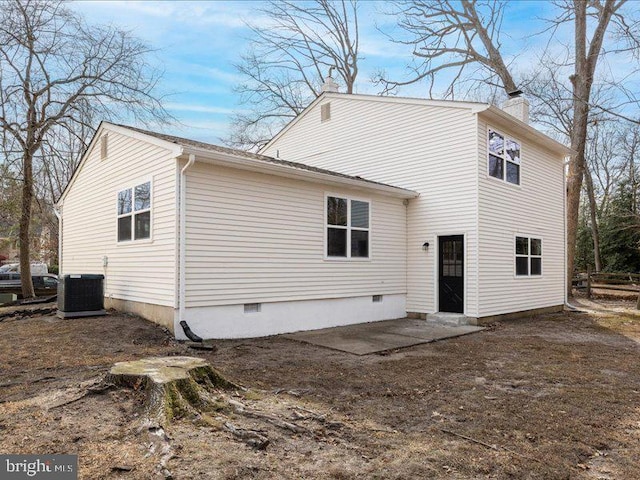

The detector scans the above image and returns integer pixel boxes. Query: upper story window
[326,195,370,259]
[489,128,521,185]
[117,181,151,242]
[515,236,542,276]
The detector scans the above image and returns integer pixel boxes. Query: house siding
[61,129,177,308]
[262,96,480,316]
[476,116,565,316]
[183,161,407,307]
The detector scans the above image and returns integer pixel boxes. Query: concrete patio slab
[283,318,485,355]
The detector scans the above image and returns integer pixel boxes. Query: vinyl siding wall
[262,96,480,316]
[61,130,177,307]
[476,116,565,316]
[183,161,407,307]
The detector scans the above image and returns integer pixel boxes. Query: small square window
[515,236,542,277]
[489,128,521,185]
[326,195,370,259]
[117,181,152,243]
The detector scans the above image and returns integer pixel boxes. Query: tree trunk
[584,166,602,271]
[107,356,237,427]
[566,1,589,297]
[19,150,35,299]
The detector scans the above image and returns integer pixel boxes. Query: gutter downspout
[178,154,196,332]
[53,206,62,275]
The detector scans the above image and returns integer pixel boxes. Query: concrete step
[427,312,472,327]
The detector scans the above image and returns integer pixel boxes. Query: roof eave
[473,105,576,157]
[182,145,419,199]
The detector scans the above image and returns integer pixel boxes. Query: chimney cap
[507,89,523,98]
[321,68,339,93]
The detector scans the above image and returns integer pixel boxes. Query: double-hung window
[326,195,370,259]
[489,128,521,185]
[515,236,542,276]
[117,181,151,242]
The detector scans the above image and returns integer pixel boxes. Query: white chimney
[502,90,529,124]
[321,67,339,93]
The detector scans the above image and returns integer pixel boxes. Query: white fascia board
[101,122,184,156]
[473,105,575,157]
[57,122,184,206]
[182,146,419,199]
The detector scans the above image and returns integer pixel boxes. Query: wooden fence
[573,268,640,308]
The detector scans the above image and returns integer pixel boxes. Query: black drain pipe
[180,320,203,342]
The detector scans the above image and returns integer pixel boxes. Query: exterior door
[438,235,464,313]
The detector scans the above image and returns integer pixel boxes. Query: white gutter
[53,206,62,275]
[178,154,196,327]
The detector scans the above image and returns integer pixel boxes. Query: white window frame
[488,127,522,186]
[116,178,153,244]
[324,193,371,261]
[514,235,542,277]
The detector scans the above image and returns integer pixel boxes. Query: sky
[67,1,610,145]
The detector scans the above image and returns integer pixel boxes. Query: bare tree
[383,0,637,293]
[226,0,360,150]
[0,0,168,298]
[377,1,517,98]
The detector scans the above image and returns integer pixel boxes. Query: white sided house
[260,91,572,323]
[58,91,571,340]
[57,122,417,339]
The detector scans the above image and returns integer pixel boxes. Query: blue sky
[68,1,569,144]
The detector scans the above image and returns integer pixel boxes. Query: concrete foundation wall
[178,294,407,340]
[472,304,564,326]
[105,297,175,333]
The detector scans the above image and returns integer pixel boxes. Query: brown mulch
[1,300,639,479]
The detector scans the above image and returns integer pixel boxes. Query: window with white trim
[326,196,369,258]
[515,236,542,276]
[489,128,521,185]
[117,181,151,242]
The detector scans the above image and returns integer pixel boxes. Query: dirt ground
[1,296,640,479]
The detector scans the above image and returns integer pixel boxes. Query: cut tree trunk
[106,356,237,427]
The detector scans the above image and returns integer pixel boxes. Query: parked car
[0,273,58,290]
[0,262,48,275]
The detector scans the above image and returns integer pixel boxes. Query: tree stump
[107,356,236,427]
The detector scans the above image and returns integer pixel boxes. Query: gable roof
[57,122,418,205]
[260,92,574,158]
